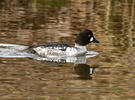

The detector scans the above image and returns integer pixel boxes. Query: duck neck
[75,43,87,51]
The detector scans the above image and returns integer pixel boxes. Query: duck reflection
[74,64,98,80]
[33,55,98,80]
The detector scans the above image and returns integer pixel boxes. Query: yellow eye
[88,34,91,37]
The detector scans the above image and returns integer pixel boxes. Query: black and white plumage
[25,29,99,57]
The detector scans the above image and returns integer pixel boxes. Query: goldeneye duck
[26,29,99,57]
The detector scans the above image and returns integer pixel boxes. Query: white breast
[66,45,87,56]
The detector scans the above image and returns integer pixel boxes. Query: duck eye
[88,34,91,37]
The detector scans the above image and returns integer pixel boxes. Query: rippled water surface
[0,0,135,99]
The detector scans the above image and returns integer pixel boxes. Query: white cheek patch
[90,37,94,42]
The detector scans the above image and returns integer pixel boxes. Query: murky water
[0,0,135,99]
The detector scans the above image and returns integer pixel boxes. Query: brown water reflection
[0,0,135,99]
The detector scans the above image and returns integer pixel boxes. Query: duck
[26,29,99,57]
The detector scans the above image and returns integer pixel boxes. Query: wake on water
[0,43,34,58]
[0,43,29,50]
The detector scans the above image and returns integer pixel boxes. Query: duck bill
[92,37,99,43]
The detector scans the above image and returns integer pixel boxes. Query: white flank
[33,44,88,57]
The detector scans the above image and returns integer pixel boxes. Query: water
[0,0,135,99]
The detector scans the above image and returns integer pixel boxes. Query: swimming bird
[26,29,99,57]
